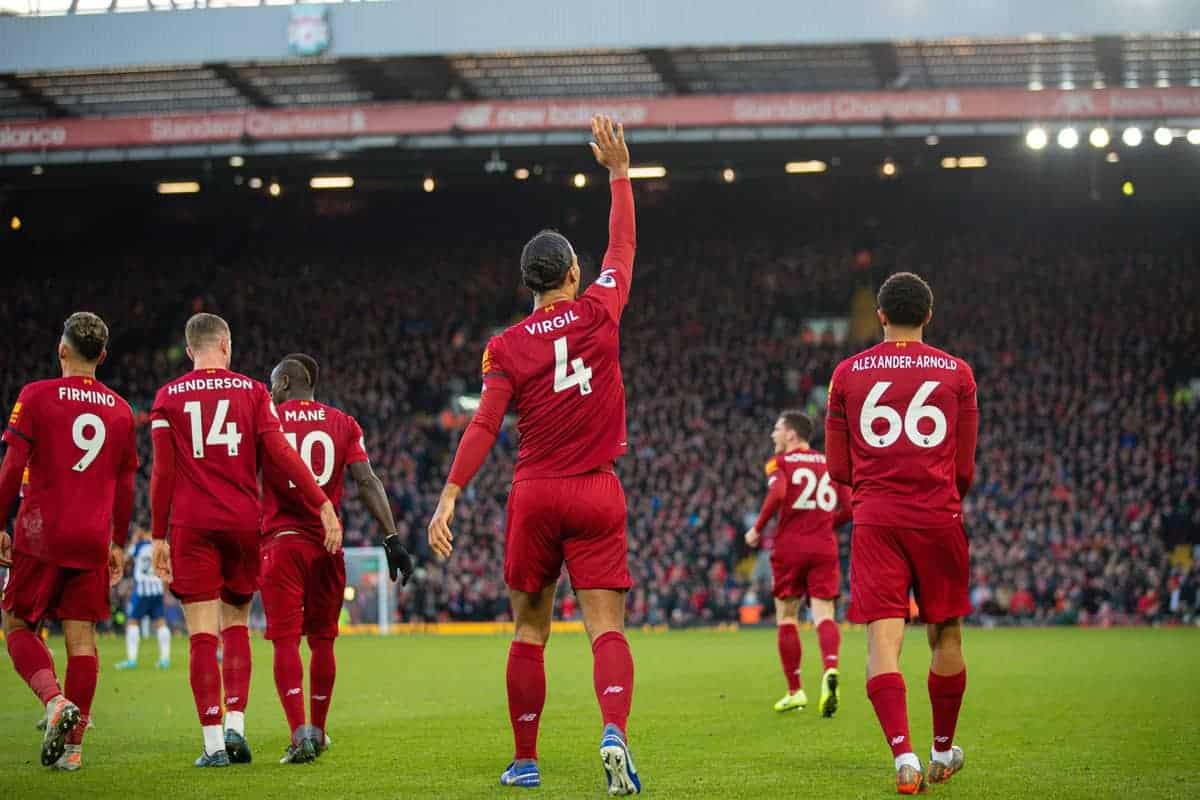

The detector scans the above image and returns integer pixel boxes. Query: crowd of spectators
[1,185,1197,628]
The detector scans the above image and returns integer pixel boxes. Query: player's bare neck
[61,361,97,380]
[534,290,574,311]
[882,325,924,344]
[191,354,228,371]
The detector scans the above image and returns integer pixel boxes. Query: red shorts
[259,532,346,641]
[1,551,110,624]
[849,522,972,624]
[504,471,632,594]
[168,526,259,606]
[770,546,840,600]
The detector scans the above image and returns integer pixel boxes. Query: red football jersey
[482,265,630,482]
[826,340,978,528]
[260,399,368,541]
[4,377,137,569]
[150,368,282,532]
[763,447,848,553]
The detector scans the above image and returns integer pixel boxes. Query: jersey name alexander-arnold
[283,407,327,423]
[524,309,581,336]
[782,451,825,464]
[850,354,959,372]
[166,376,256,395]
[56,386,117,406]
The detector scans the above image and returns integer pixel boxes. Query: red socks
[507,641,546,761]
[816,619,841,670]
[221,625,251,714]
[308,636,336,734]
[928,668,967,752]
[273,638,306,735]
[592,631,634,735]
[189,633,222,726]
[6,628,62,705]
[64,654,98,746]
[867,672,913,757]
[776,624,802,693]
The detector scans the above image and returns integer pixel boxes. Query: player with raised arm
[149,314,341,767]
[115,530,172,671]
[427,116,640,795]
[825,273,978,794]
[744,411,850,717]
[0,313,137,771]
[260,353,414,764]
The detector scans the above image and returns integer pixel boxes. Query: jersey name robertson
[766,448,842,552]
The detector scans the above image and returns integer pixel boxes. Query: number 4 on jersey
[553,336,593,396]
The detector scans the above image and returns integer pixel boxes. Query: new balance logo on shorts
[517,713,538,723]
[602,685,625,696]
[891,735,907,746]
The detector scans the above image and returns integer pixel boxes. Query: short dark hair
[877,272,933,327]
[284,352,319,390]
[520,229,574,293]
[185,312,231,351]
[779,410,814,441]
[62,312,108,362]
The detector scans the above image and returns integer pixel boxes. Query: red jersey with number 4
[4,377,137,569]
[260,399,368,540]
[763,448,850,553]
[826,340,977,528]
[482,213,633,481]
[150,368,282,532]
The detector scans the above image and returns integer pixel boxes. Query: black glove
[383,534,414,585]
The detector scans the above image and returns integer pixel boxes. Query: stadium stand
[1,182,1197,629]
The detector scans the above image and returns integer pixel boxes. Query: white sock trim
[126,624,140,662]
[931,747,955,765]
[895,752,921,772]
[225,710,245,736]
[202,724,224,755]
[157,625,171,661]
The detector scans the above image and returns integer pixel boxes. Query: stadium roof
[3,35,1200,121]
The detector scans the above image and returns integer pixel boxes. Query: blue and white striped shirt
[130,540,164,599]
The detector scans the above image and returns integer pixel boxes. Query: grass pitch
[1,627,1197,799]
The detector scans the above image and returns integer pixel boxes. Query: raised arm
[585,115,635,321]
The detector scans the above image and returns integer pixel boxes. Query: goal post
[342,546,393,634]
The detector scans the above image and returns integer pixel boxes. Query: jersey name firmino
[57,386,117,406]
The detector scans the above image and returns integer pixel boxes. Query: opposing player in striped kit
[115,530,172,671]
